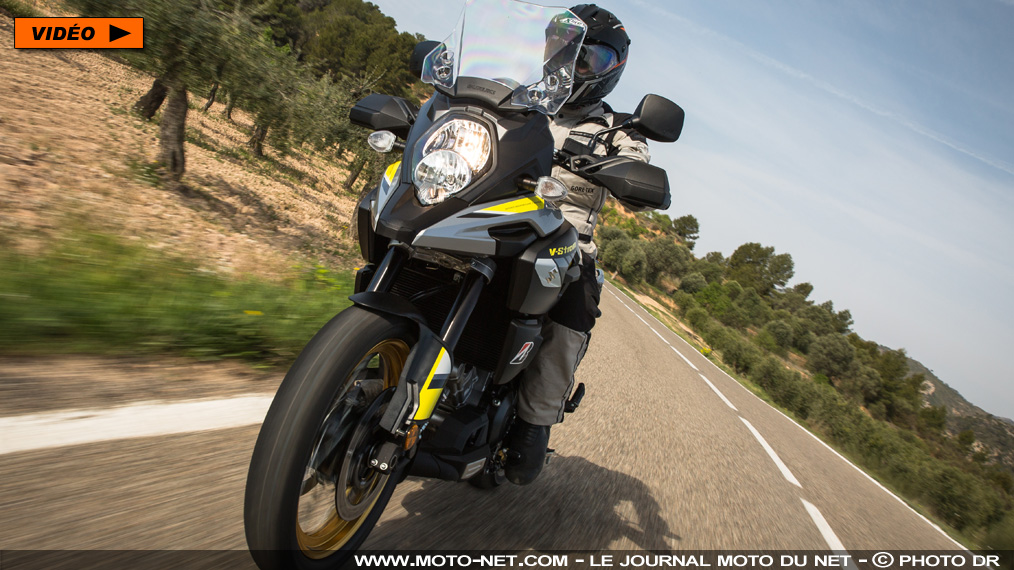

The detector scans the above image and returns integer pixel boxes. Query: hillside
[0,15,362,277]
[914,358,1014,473]
[595,200,1014,545]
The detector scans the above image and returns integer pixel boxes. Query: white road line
[670,346,699,371]
[651,328,671,345]
[0,395,274,455]
[700,373,738,411]
[604,282,966,548]
[802,499,857,569]
[741,417,802,488]
[778,405,968,549]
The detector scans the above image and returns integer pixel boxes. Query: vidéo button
[14,17,144,49]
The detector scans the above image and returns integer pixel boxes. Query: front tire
[244,307,415,569]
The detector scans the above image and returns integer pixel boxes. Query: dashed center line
[700,373,738,411]
[741,417,802,488]
[605,283,963,551]
[670,345,699,371]
[802,499,856,568]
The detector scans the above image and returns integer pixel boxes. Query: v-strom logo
[548,243,576,256]
[510,342,535,365]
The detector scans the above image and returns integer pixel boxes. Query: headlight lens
[414,119,492,205]
[415,150,473,205]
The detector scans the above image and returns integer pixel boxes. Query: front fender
[348,292,429,334]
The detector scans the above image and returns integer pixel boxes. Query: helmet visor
[575,44,621,78]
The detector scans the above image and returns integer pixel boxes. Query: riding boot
[506,320,589,484]
[504,419,550,485]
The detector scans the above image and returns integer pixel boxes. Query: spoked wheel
[245,308,414,569]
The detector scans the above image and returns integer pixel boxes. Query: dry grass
[0,15,365,280]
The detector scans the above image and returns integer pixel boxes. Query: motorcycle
[243,1,684,567]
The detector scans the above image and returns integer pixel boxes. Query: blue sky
[369,0,1014,419]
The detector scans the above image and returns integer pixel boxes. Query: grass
[0,232,354,366]
[125,156,163,187]
[0,0,40,17]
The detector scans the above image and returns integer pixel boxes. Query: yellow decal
[480,196,545,214]
[384,161,402,184]
[413,347,447,421]
[548,242,577,257]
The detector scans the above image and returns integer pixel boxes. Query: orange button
[14,17,144,49]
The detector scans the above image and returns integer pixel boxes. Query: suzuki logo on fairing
[545,267,560,285]
[510,342,535,365]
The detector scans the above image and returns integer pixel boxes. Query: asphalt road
[0,283,963,566]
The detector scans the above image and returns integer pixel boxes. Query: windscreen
[421,0,587,115]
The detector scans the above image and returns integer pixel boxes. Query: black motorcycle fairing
[356,188,391,265]
[494,318,543,384]
[430,76,525,112]
[373,93,555,244]
[508,224,581,314]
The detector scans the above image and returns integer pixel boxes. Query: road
[0,283,962,567]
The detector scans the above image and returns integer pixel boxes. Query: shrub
[984,511,1014,550]
[763,319,794,348]
[680,271,707,294]
[619,243,647,284]
[685,307,710,332]
[807,334,856,379]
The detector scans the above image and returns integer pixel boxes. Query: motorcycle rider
[506,4,653,485]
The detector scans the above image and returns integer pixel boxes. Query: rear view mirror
[349,94,419,139]
[630,94,684,143]
[409,40,442,79]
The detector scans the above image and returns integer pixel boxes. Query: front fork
[356,247,496,473]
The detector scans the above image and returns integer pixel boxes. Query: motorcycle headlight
[414,119,492,206]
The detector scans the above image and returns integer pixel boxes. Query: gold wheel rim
[296,338,410,558]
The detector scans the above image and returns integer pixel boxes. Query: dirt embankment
[0,11,373,405]
[0,15,362,279]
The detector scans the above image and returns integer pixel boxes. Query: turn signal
[534,176,568,202]
[368,130,397,153]
[404,424,420,450]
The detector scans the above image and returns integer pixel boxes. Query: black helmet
[567,4,630,106]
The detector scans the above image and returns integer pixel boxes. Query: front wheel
[244,307,415,569]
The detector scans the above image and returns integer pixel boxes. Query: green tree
[643,239,692,284]
[735,287,772,326]
[799,301,852,336]
[601,236,634,271]
[727,242,794,296]
[694,252,726,284]
[671,214,700,250]
[917,405,948,437]
[807,334,855,381]
[680,272,707,294]
[301,0,419,98]
[620,243,647,284]
[68,0,233,183]
[793,282,814,298]
[763,320,794,349]
[958,429,976,451]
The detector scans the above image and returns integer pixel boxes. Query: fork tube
[440,258,495,350]
[367,244,409,293]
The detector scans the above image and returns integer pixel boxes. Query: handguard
[556,153,671,210]
[588,157,671,210]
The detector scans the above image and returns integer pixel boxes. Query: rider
[506,4,652,485]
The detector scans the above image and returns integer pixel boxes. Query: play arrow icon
[109,24,130,42]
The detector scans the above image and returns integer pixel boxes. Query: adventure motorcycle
[244,1,684,567]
